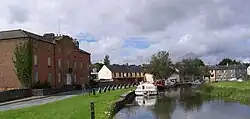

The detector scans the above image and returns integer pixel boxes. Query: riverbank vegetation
[0,88,132,119]
[200,81,250,104]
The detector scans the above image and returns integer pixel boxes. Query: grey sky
[0,0,250,64]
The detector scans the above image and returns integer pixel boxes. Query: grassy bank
[200,81,250,104]
[0,88,133,119]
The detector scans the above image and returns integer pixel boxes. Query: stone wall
[0,89,31,103]
[109,91,135,119]
[0,86,76,103]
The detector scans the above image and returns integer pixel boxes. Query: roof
[209,65,247,70]
[79,49,91,55]
[0,29,54,44]
[107,64,144,73]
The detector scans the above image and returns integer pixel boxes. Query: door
[66,73,72,85]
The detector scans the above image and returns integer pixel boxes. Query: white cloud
[0,0,250,64]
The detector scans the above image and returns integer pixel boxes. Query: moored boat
[135,82,158,96]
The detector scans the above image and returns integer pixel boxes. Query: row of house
[94,64,249,84]
[96,64,145,84]
[209,64,248,82]
[0,29,91,89]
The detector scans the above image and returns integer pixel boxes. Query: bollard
[98,88,101,94]
[103,87,107,92]
[93,88,96,95]
[90,102,95,119]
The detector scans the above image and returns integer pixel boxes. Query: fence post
[90,101,95,119]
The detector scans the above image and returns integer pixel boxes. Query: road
[0,90,85,111]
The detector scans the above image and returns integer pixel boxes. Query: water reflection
[114,87,250,119]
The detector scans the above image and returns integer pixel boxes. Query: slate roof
[107,64,144,73]
[209,65,247,70]
[0,29,54,44]
[79,49,91,55]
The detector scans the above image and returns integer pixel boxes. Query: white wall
[98,65,113,81]
[144,73,154,83]
[247,66,250,75]
[167,73,180,82]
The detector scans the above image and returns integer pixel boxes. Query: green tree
[175,58,207,82]
[218,58,241,65]
[13,41,32,88]
[92,63,104,72]
[103,55,110,66]
[147,51,174,80]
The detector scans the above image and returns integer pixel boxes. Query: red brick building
[0,29,91,89]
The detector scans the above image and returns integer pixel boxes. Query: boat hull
[135,91,158,96]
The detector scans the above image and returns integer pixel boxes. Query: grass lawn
[0,88,133,119]
[212,80,250,90]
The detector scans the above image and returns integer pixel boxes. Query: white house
[144,73,154,83]
[98,65,113,82]
[247,66,250,76]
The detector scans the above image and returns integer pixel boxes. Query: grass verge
[200,81,250,104]
[0,88,133,119]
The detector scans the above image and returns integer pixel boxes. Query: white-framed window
[74,73,77,82]
[34,55,37,65]
[58,73,61,83]
[80,61,82,69]
[48,72,52,84]
[67,60,70,68]
[58,59,61,68]
[34,71,39,83]
[74,61,76,69]
[33,41,38,49]
[48,57,51,66]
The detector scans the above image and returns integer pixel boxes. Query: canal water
[114,87,250,119]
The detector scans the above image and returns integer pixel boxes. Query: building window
[48,57,51,66]
[112,73,115,77]
[124,72,127,77]
[120,72,123,77]
[128,73,131,77]
[34,55,37,66]
[58,59,61,68]
[74,73,77,82]
[58,73,61,83]
[34,71,38,83]
[80,61,83,69]
[74,61,76,69]
[33,41,38,49]
[116,73,119,77]
[48,45,51,51]
[48,72,52,84]
[67,60,70,68]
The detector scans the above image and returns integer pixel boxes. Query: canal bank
[114,87,250,119]
[200,81,250,105]
[0,88,133,119]
[108,90,136,119]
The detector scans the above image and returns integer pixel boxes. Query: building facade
[98,64,145,84]
[209,65,247,82]
[0,29,90,89]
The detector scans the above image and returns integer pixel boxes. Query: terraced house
[0,29,91,90]
[209,64,247,82]
[98,64,145,84]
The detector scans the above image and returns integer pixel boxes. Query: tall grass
[200,81,250,104]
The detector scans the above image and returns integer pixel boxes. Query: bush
[32,81,51,89]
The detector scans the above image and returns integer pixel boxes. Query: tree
[92,63,104,72]
[218,58,241,65]
[103,55,110,66]
[13,41,33,88]
[146,51,174,80]
[175,58,207,77]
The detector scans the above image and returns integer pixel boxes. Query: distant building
[0,29,91,89]
[98,64,145,84]
[209,65,247,82]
